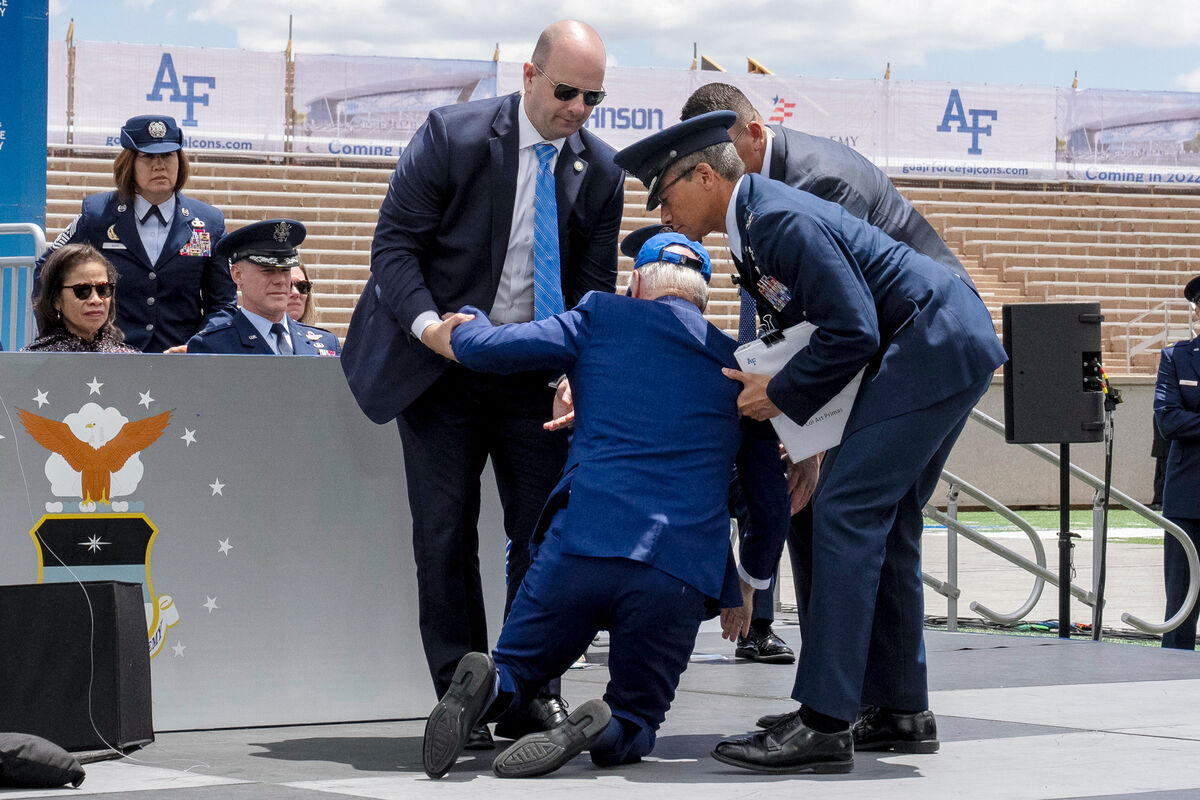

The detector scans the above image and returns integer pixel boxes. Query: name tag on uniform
[1181,379,1198,386]
[102,242,128,250]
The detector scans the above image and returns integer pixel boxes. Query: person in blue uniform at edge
[35,115,236,353]
[415,232,788,780]
[681,83,977,672]
[614,112,1007,774]
[185,219,341,356]
[339,20,625,750]
[1153,274,1200,650]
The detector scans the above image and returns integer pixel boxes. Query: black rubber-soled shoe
[853,706,939,754]
[422,652,497,779]
[755,707,801,730]
[492,698,612,778]
[711,712,853,774]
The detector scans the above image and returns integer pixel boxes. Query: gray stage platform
[10,622,1198,800]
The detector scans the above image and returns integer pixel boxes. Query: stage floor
[10,622,1199,800]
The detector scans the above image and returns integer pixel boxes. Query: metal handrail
[1122,299,1192,370]
[922,471,1050,625]
[0,223,47,266]
[932,408,1200,635]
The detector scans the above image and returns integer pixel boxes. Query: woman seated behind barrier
[24,244,138,353]
[287,263,320,326]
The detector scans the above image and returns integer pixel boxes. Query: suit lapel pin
[249,334,258,340]
[573,160,583,173]
[107,225,119,241]
[181,207,191,217]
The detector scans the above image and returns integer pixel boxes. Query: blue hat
[614,110,737,211]
[634,232,711,283]
[214,219,307,268]
[119,115,183,154]
[620,224,671,259]
[1186,275,1200,304]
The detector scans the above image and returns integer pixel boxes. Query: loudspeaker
[1003,302,1105,444]
[0,581,153,753]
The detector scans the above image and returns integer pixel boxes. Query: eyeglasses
[731,123,750,147]
[292,280,312,295]
[534,63,606,107]
[655,165,698,208]
[62,282,114,300]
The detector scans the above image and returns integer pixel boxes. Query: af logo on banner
[146,52,216,127]
[17,382,188,658]
[937,89,998,155]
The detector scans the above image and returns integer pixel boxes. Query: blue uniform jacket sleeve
[369,110,450,331]
[1155,345,1200,441]
[757,208,881,426]
[451,300,591,375]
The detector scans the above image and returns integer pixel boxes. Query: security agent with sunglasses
[186,220,340,356]
[416,232,787,779]
[340,20,624,746]
[615,113,1006,774]
[35,114,236,353]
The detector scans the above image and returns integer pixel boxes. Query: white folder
[734,322,865,461]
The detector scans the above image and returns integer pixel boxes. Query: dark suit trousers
[396,363,568,696]
[792,374,989,722]
[1162,517,1200,650]
[488,520,709,765]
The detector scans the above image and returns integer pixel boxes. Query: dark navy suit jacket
[341,92,625,423]
[450,291,787,601]
[36,190,236,352]
[1155,336,1200,519]
[186,309,341,356]
[768,125,973,290]
[732,174,1005,434]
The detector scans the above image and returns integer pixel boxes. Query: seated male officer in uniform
[615,113,1006,774]
[187,219,341,356]
[416,232,787,780]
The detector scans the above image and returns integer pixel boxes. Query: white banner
[1057,88,1200,185]
[293,55,497,158]
[69,42,284,152]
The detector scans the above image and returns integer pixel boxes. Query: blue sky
[45,0,1200,93]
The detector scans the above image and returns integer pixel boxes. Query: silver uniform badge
[191,218,205,228]
[306,331,322,340]
[273,221,292,243]
[148,121,167,139]
[181,207,191,217]
[117,203,127,213]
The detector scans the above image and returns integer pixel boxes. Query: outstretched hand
[721,368,782,421]
[421,312,475,361]
[545,378,575,431]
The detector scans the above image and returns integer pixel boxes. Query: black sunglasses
[62,282,114,300]
[292,280,313,295]
[534,63,606,107]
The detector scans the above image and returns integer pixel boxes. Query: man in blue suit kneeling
[418,233,788,779]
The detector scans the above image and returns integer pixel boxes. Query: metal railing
[0,223,45,351]
[1122,299,1193,371]
[923,408,1200,636]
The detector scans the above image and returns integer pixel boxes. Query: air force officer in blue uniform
[339,21,625,738]
[1153,275,1200,650]
[187,220,341,356]
[36,115,236,352]
[615,113,1007,774]
[417,233,788,780]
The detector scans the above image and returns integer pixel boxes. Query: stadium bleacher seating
[45,149,1200,375]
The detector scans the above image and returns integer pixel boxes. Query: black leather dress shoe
[735,627,796,664]
[755,708,800,730]
[712,713,853,774]
[494,695,570,740]
[422,652,497,779]
[464,724,494,750]
[493,698,611,778]
[852,706,939,753]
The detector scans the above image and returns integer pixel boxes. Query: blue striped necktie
[737,289,758,344]
[532,143,565,320]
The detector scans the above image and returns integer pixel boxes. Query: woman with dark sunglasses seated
[286,263,321,326]
[24,244,138,353]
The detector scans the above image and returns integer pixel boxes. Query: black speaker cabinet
[0,581,153,752]
[1003,302,1105,444]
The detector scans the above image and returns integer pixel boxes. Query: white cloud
[1177,65,1200,91]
